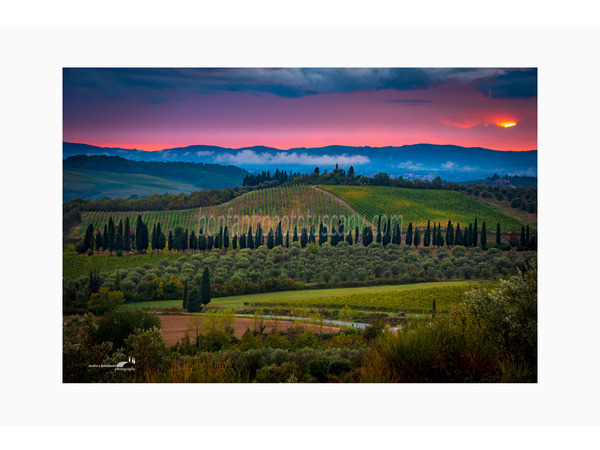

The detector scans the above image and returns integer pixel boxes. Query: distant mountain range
[63,142,537,182]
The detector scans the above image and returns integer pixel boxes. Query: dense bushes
[360,266,537,382]
[64,245,534,309]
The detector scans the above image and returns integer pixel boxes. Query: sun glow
[498,121,517,128]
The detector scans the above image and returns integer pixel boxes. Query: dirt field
[159,315,340,347]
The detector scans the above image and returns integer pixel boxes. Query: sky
[63,68,537,151]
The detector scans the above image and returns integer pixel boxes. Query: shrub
[96,309,161,349]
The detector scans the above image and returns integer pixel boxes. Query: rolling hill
[63,155,248,200]
[320,185,526,233]
[72,185,365,237]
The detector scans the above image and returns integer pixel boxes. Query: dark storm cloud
[473,68,537,98]
[63,68,537,100]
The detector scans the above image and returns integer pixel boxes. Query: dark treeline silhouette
[80,212,537,255]
[243,168,299,187]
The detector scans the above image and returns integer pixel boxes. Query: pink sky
[63,69,537,151]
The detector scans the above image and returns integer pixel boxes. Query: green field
[64,168,206,201]
[121,281,478,311]
[254,283,496,312]
[73,185,364,237]
[320,185,525,232]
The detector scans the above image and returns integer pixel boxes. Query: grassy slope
[321,185,525,232]
[121,281,476,310]
[72,185,365,237]
[63,168,205,201]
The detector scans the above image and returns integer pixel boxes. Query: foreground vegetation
[63,266,536,383]
[253,283,498,313]
[64,243,536,314]
[121,281,476,311]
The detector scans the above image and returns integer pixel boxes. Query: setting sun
[498,121,517,128]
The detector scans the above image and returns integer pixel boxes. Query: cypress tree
[124,217,131,252]
[529,232,537,250]
[526,225,530,250]
[414,227,420,247]
[108,216,115,253]
[223,226,229,249]
[473,218,478,247]
[355,226,359,245]
[496,223,501,245]
[293,225,299,242]
[437,224,444,247]
[285,231,290,247]
[247,226,254,249]
[115,220,123,251]
[267,228,274,249]
[346,230,353,245]
[151,223,158,251]
[376,216,382,244]
[466,223,473,247]
[133,215,141,252]
[520,226,526,249]
[168,230,173,251]
[142,222,149,251]
[86,270,101,299]
[300,228,308,248]
[134,216,143,252]
[187,288,201,313]
[83,224,94,253]
[424,220,431,247]
[255,223,263,247]
[232,233,238,250]
[478,221,485,248]
[405,223,413,246]
[383,217,391,246]
[275,222,283,247]
[207,234,214,250]
[198,231,207,251]
[239,232,246,249]
[319,223,328,246]
[455,223,461,247]
[309,225,316,244]
[103,224,108,251]
[215,226,222,249]
[331,224,338,247]
[158,231,166,251]
[446,221,454,246]
[95,230,103,251]
[190,230,197,250]
[432,223,437,247]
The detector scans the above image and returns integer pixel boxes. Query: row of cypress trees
[84,215,536,254]
[404,219,488,248]
[81,215,148,254]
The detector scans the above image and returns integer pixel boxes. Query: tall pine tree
[496,223,501,245]
[481,221,487,248]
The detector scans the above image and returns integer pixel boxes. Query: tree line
[80,213,537,255]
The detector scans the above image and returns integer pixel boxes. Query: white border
[1,24,599,433]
